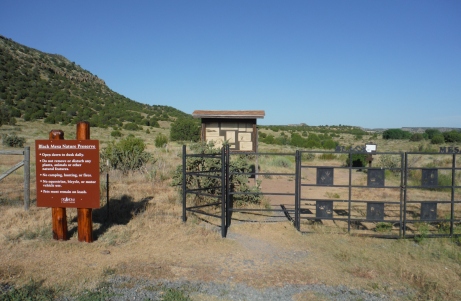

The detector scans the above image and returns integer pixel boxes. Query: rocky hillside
[0,35,189,129]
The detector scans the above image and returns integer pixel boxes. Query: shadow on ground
[68,195,151,240]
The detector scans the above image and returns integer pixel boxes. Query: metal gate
[182,145,460,238]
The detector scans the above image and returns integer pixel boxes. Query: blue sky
[1,1,460,128]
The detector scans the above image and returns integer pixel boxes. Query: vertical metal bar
[295,150,300,231]
[182,145,187,222]
[403,153,408,238]
[399,152,404,238]
[348,151,352,234]
[23,146,30,211]
[221,146,226,238]
[106,173,109,220]
[226,144,231,228]
[450,153,455,236]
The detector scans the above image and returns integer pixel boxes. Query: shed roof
[192,110,265,119]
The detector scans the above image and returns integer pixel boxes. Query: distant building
[192,110,265,152]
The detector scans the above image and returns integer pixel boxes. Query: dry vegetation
[1,121,461,300]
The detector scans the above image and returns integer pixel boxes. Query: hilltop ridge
[0,35,189,129]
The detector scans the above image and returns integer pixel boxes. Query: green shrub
[260,134,276,144]
[345,153,368,167]
[155,133,168,148]
[100,135,153,173]
[110,130,122,138]
[322,139,337,150]
[425,129,441,139]
[410,133,424,142]
[2,133,25,147]
[443,130,461,143]
[431,135,445,144]
[173,143,261,206]
[123,122,140,131]
[382,129,412,140]
[170,117,200,142]
[375,222,393,232]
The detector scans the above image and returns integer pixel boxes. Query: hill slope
[0,35,189,129]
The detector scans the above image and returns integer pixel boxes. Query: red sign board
[35,140,100,208]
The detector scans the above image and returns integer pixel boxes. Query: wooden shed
[192,110,265,152]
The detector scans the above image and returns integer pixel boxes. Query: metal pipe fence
[182,146,460,238]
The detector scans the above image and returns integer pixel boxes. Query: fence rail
[0,147,30,210]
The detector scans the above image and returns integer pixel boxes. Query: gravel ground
[60,276,414,301]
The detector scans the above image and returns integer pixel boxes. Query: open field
[1,121,461,300]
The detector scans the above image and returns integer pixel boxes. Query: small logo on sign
[61,197,75,204]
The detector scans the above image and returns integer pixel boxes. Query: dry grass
[1,121,461,299]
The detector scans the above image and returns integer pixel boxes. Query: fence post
[76,121,94,243]
[399,152,404,238]
[295,150,300,231]
[403,153,408,238]
[225,144,231,229]
[106,173,110,221]
[49,130,68,240]
[450,153,456,236]
[347,151,352,234]
[24,146,30,211]
[182,145,187,222]
[221,145,226,238]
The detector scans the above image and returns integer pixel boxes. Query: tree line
[382,128,461,144]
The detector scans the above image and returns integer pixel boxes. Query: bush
[2,133,26,147]
[306,133,322,148]
[123,123,140,131]
[410,133,424,142]
[100,135,153,173]
[173,143,261,206]
[425,129,441,139]
[382,129,411,140]
[443,130,461,143]
[170,118,200,142]
[111,130,122,137]
[345,153,368,167]
[260,134,276,144]
[322,139,337,150]
[155,133,168,148]
[431,135,445,144]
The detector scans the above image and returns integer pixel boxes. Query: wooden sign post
[76,121,93,243]
[36,122,100,243]
[49,130,68,241]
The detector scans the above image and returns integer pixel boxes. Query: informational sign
[365,143,377,153]
[35,140,100,208]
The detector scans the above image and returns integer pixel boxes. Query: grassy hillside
[0,35,190,129]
